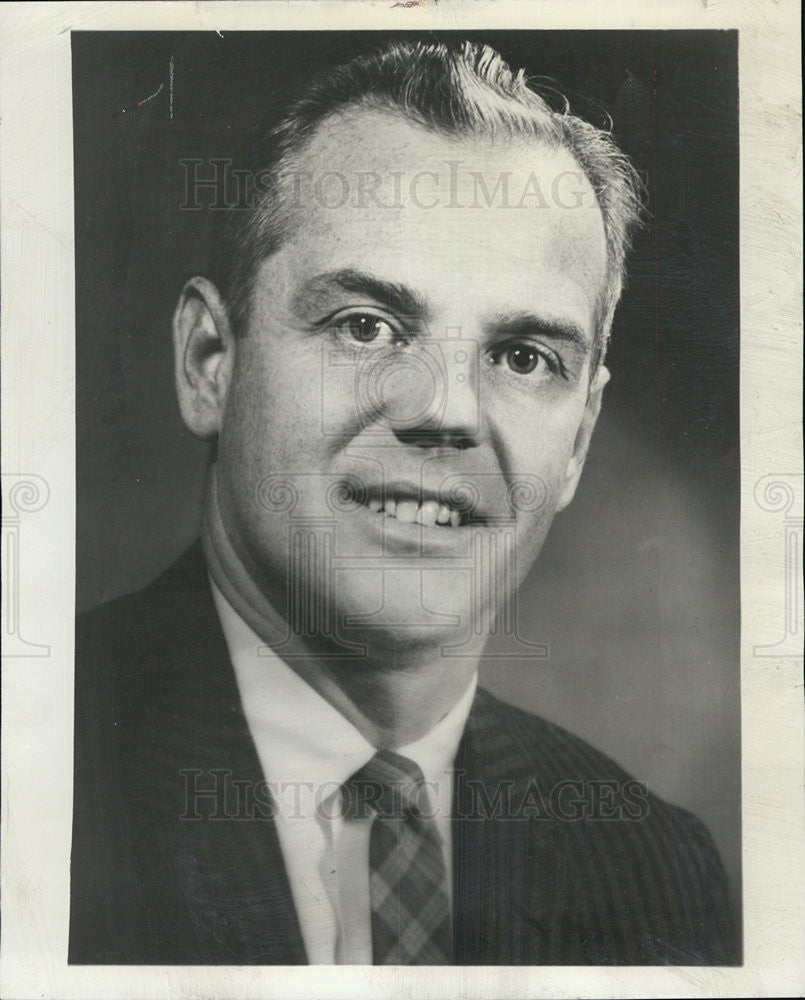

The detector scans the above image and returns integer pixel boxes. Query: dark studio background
[73,31,741,922]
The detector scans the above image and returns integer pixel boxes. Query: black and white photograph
[0,2,802,998]
[71,28,741,967]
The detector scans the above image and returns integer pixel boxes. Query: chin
[331,567,495,657]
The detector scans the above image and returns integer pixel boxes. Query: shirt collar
[210,576,477,799]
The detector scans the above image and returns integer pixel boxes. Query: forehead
[262,108,608,334]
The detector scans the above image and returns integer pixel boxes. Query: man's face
[213,110,609,652]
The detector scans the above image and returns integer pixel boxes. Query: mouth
[357,484,485,529]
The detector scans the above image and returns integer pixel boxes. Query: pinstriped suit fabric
[69,544,740,965]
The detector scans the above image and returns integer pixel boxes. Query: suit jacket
[69,543,740,965]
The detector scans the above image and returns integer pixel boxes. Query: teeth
[417,500,440,527]
[395,500,419,524]
[365,495,470,527]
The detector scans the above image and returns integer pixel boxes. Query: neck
[202,471,483,748]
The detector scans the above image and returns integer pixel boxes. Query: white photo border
[1,1,802,997]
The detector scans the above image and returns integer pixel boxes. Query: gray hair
[209,39,645,367]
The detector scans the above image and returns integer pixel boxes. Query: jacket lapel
[130,543,308,963]
[452,688,534,964]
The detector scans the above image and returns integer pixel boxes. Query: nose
[386,334,482,450]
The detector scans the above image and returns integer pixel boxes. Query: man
[70,39,739,965]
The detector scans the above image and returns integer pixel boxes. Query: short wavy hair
[208,39,645,367]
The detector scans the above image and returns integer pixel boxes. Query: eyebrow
[291,268,432,321]
[292,269,592,353]
[486,312,592,353]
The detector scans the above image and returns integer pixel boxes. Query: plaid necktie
[343,748,453,964]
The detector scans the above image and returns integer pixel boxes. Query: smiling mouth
[361,490,481,528]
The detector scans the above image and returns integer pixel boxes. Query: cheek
[217,347,355,530]
[216,368,290,539]
[320,349,396,442]
[496,391,587,476]
[222,351,311,467]
[495,394,589,540]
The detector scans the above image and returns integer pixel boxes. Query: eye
[336,313,398,345]
[505,345,541,375]
[490,342,556,378]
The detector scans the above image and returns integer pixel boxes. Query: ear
[173,277,235,440]
[556,364,610,512]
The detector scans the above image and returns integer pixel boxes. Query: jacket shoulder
[464,687,741,964]
[77,543,210,645]
[70,542,261,963]
[470,686,643,785]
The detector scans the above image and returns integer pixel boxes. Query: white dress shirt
[211,579,478,964]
